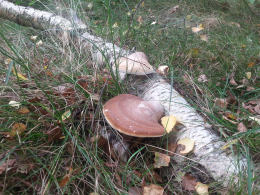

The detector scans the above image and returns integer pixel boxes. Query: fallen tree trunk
[0,0,247,186]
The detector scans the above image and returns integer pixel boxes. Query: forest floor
[0,0,259,194]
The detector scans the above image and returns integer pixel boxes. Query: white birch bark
[0,0,248,186]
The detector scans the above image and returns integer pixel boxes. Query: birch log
[0,0,247,186]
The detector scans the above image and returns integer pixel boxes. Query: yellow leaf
[248,62,255,68]
[9,123,27,137]
[141,1,145,7]
[195,182,209,195]
[153,152,170,168]
[246,72,251,79]
[200,34,208,42]
[221,139,238,150]
[161,115,177,133]
[186,15,192,20]
[177,138,195,155]
[190,48,199,57]
[112,22,118,28]
[192,24,204,33]
[12,68,28,81]
[61,110,71,121]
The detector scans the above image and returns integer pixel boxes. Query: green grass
[0,0,260,194]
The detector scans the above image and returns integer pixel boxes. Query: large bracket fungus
[103,94,165,137]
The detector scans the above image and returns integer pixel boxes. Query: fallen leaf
[59,167,73,188]
[222,115,238,124]
[153,152,171,168]
[182,173,197,191]
[225,112,237,120]
[229,22,240,28]
[89,193,99,195]
[18,107,30,114]
[229,77,238,86]
[190,48,199,57]
[195,182,209,195]
[143,184,164,195]
[167,5,179,14]
[9,123,27,137]
[200,34,208,42]
[59,174,70,188]
[9,100,21,108]
[45,126,63,142]
[237,122,247,132]
[198,74,208,83]
[157,65,169,76]
[128,187,142,195]
[4,58,12,65]
[177,138,195,155]
[192,24,204,33]
[246,72,252,80]
[0,159,16,174]
[61,110,71,121]
[30,35,37,41]
[186,15,192,20]
[36,40,43,47]
[248,62,255,68]
[214,98,228,109]
[161,115,177,133]
[112,22,118,28]
[203,17,219,28]
[221,139,238,150]
[137,16,143,24]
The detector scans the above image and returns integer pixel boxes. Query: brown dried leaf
[18,107,30,114]
[237,122,247,132]
[153,152,170,168]
[9,123,27,137]
[128,187,142,195]
[215,98,228,109]
[182,174,197,191]
[200,34,208,42]
[143,184,164,195]
[45,126,63,142]
[59,167,73,188]
[137,16,143,24]
[198,74,208,83]
[0,159,16,174]
[229,77,238,86]
[59,174,70,188]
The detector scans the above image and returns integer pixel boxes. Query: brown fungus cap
[103,94,165,137]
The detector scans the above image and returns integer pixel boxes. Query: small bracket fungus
[114,52,155,76]
[103,94,165,137]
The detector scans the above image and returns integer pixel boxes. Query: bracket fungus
[103,94,165,137]
[114,52,155,78]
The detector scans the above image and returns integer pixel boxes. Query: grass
[0,0,259,194]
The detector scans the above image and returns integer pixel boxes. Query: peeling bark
[0,0,248,186]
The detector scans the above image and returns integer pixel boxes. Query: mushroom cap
[114,52,155,75]
[103,94,165,137]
